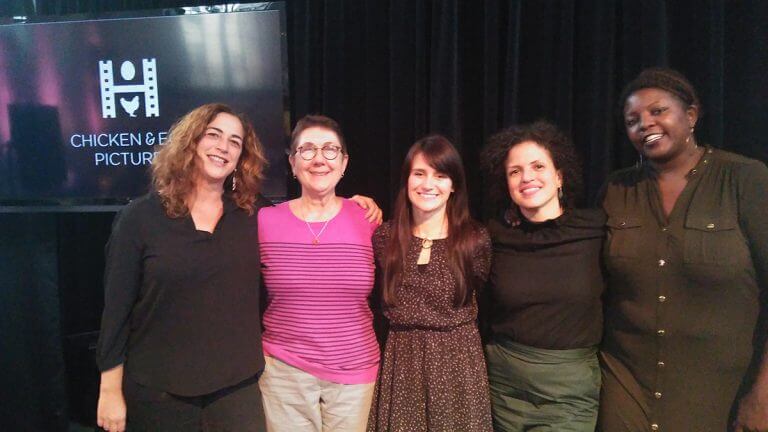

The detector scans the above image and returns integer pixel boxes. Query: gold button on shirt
[598,147,768,431]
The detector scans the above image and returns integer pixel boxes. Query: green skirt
[485,337,599,432]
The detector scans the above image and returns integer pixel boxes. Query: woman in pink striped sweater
[258,114,380,432]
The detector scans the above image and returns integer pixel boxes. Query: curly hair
[481,120,582,212]
[619,67,701,112]
[151,103,267,217]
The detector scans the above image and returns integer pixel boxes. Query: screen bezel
[0,2,290,213]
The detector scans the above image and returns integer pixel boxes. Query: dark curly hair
[619,67,701,112]
[480,120,582,212]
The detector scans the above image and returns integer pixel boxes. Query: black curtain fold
[284,0,760,215]
[2,1,763,199]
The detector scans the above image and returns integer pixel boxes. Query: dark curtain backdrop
[4,0,766,212]
[1,0,766,429]
[286,0,768,214]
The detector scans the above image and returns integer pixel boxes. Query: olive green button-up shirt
[598,148,768,432]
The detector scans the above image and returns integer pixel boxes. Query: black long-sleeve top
[485,208,606,350]
[96,192,264,396]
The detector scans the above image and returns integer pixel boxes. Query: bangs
[408,135,464,186]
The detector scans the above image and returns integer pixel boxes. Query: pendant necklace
[302,202,333,245]
[306,219,330,245]
[415,218,445,265]
[415,218,446,248]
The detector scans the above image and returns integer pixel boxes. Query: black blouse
[95,193,264,396]
[485,208,606,350]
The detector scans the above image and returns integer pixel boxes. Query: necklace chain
[305,219,330,245]
[301,201,335,245]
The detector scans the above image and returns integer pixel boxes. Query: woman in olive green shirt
[598,68,768,432]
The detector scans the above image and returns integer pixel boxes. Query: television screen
[0,3,288,211]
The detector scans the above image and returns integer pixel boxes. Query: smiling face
[624,87,698,163]
[505,141,563,221]
[407,152,454,219]
[290,126,349,198]
[194,112,244,187]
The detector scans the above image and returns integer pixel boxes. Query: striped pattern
[258,200,380,384]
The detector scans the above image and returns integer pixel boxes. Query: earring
[687,126,697,148]
[504,208,522,227]
[292,173,297,179]
[557,187,564,201]
[341,172,345,178]
[635,152,645,169]
[232,169,237,191]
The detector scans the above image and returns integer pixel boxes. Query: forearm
[97,205,143,369]
[735,344,768,431]
[752,346,768,392]
[740,162,768,395]
[100,364,124,394]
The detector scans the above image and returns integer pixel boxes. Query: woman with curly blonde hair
[152,103,266,216]
[95,103,269,432]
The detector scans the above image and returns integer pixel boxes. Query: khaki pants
[259,356,375,432]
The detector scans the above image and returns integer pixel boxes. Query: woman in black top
[95,104,268,432]
[480,121,605,431]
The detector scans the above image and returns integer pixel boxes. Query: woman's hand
[97,365,126,432]
[349,194,383,224]
[734,388,768,432]
[97,389,126,432]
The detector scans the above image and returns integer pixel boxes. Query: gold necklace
[305,219,330,245]
[301,201,335,245]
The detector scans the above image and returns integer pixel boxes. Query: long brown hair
[382,135,483,308]
[151,103,267,217]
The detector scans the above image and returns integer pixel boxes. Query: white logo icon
[99,58,159,118]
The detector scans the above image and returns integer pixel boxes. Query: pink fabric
[258,199,379,384]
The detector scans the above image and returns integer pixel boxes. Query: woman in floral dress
[367,135,493,432]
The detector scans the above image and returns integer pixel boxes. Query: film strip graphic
[99,59,159,118]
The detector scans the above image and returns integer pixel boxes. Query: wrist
[99,385,122,394]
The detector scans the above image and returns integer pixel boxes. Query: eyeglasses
[294,145,343,161]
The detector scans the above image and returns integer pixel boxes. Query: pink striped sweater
[258,199,380,384]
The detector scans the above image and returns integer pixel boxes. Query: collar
[503,207,569,228]
[686,145,714,179]
[222,193,239,213]
[638,145,713,179]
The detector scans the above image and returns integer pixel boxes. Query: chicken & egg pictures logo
[99,58,160,118]
[64,58,167,167]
